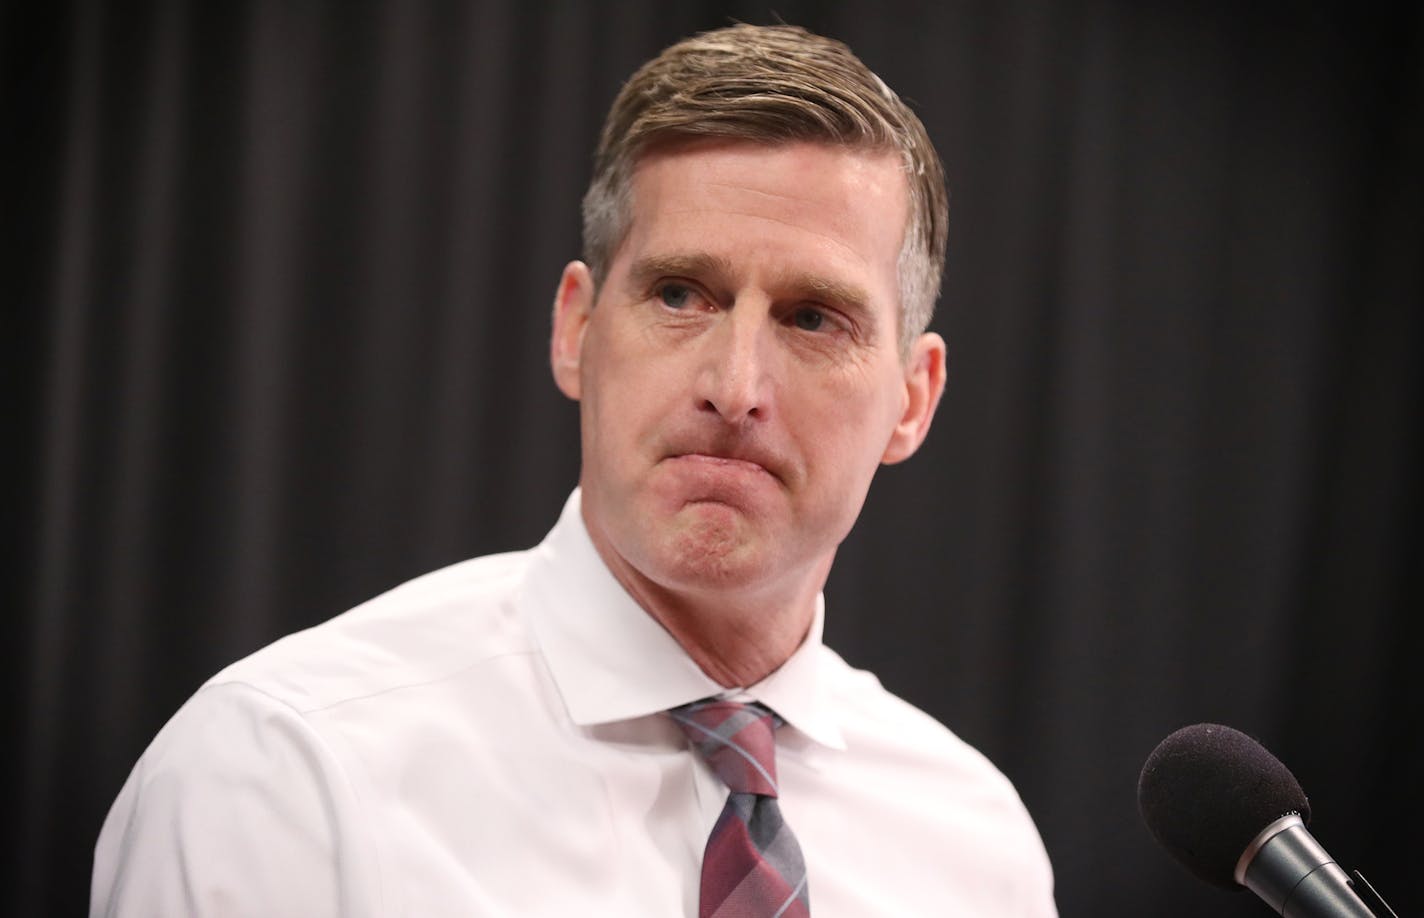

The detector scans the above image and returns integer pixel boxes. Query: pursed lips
[664,450,783,484]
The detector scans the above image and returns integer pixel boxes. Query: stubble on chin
[656,503,770,589]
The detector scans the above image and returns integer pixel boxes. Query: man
[93,24,1056,917]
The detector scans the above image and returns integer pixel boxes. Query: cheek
[581,340,674,457]
[584,317,660,394]
[813,371,904,456]
[793,399,888,500]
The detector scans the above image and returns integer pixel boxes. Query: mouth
[673,453,769,472]
[664,449,783,485]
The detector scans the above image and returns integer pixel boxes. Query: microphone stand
[1349,871,1398,918]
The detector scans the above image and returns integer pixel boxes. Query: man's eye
[792,308,825,332]
[659,284,694,309]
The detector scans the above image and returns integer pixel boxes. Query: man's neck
[585,528,829,688]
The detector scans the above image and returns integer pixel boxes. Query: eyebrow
[796,272,873,319]
[627,252,875,320]
[627,253,735,291]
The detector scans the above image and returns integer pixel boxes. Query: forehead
[618,140,909,299]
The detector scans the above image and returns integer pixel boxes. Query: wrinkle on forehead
[646,205,880,267]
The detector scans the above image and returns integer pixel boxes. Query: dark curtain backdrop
[7,1,1421,915]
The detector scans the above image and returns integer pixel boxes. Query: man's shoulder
[207,548,537,715]
[816,646,1029,808]
[813,647,1056,907]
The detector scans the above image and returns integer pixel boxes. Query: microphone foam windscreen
[1137,723,1310,888]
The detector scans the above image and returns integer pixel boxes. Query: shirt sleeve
[90,681,384,918]
[1024,849,1060,918]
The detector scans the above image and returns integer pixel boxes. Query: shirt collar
[522,490,846,751]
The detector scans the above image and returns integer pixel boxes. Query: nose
[695,307,772,424]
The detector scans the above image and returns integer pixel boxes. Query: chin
[654,507,780,590]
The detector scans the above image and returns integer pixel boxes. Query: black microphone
[1137,723,1388,917]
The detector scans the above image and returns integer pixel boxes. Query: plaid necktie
[670,699,811,918]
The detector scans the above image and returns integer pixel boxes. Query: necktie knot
[669,699,781,797]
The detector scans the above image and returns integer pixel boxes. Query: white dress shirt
[92,490,1056,917]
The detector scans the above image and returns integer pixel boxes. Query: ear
[881,331,947,464]
[550,260,596,400]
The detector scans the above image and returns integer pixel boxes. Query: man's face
[552,140,944,601]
